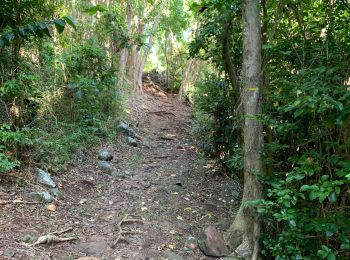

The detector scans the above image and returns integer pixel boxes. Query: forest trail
[0,84,239,259]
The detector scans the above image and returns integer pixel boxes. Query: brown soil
[0,86,240,260]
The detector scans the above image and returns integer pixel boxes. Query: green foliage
[57,42,122,123]
[0,1,124,175]
[0,124,30,174]
[191,0,350,259]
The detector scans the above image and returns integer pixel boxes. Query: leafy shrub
[255,65,350,259]
[55,42,123,123]
[191,77,242,176]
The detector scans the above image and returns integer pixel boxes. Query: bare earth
[0,86,240,260]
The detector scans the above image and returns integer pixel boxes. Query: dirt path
[0,87,240,260]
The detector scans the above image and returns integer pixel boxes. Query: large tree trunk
[226,1,264,259]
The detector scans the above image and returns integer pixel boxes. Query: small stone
[25,191,53,203]
[23,234,36,243]
[187,235,197,250]
[117,121,136,137]
[165,252,185,260]
[98,150,113,161]
[4,249,15,258]
[50,188,63,200]
[98,161,114,174]
[127,137,138,147]
[36,168,56,188]
[198,225,229,257]
[75,149,87,162]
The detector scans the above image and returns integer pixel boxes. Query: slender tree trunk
[178,58,199,101]
[132,0,167,92]
[226,0,264,259]
[117,0,131,88]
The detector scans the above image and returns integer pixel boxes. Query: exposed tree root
[113,214,144,247]
[33,227,77,246]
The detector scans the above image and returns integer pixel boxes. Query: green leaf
[300,185,310,191]
[327,192,337,203]
[321,175,329,181]
[27,24,37,36]
[17,27,28,38]
[4,32,15,43]
[0,37,6,48]
[63,15,77,30]
[54,19,66,34]
[83,4,107,15]
[37,22,51,37]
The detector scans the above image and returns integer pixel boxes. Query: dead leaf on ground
[46,204,57,212]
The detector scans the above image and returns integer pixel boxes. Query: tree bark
[117,0,131,88]
[226,0,264,259]
[134,0,166,92]
[178,58,198,101]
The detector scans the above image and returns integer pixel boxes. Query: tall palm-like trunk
[226,0,264,259]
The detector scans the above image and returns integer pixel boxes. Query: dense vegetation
[1,0,349,259]
[190,0,350,259]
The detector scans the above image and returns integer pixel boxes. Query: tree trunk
[128,0,166,92]
[226,1,264,259]
[178,58,198,101]
[117,0,131,88]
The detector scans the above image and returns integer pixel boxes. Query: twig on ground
[148,110,176,116]
[159,136,175,140]
[0,200,44,205]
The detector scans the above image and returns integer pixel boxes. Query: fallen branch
[148,110,176,116]
[0,200,44,205]
[113,214,144,246]
[159,136,175,141]
[33,227,77,246]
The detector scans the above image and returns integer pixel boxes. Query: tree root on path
[0,199,44,205]
[112,214,144,247]
[33,227,77,246]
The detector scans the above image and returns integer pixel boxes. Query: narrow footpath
[0,85,240,259]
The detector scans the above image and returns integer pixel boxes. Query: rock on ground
[36,168,56,188]
[127,137,138,147]
[198,225,230,257]
[98,150,113,161]
[25,191,53,203]
[117,122,136,137]
[97,161,114,174]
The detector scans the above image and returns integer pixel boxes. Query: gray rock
[4,249,15,258]
[25,191,53,203]
[98,150,113,161]
[235,240,252,259]
[98,161,114,174]
[198,225,230,257]
[50,188,63,200]
[75,149,87,162]
[36,168,56,188]
[165,252,185,260]
[117,122,135,137]
[127,137,138,147]
[23,234,36,243]
[110,170,126,179]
